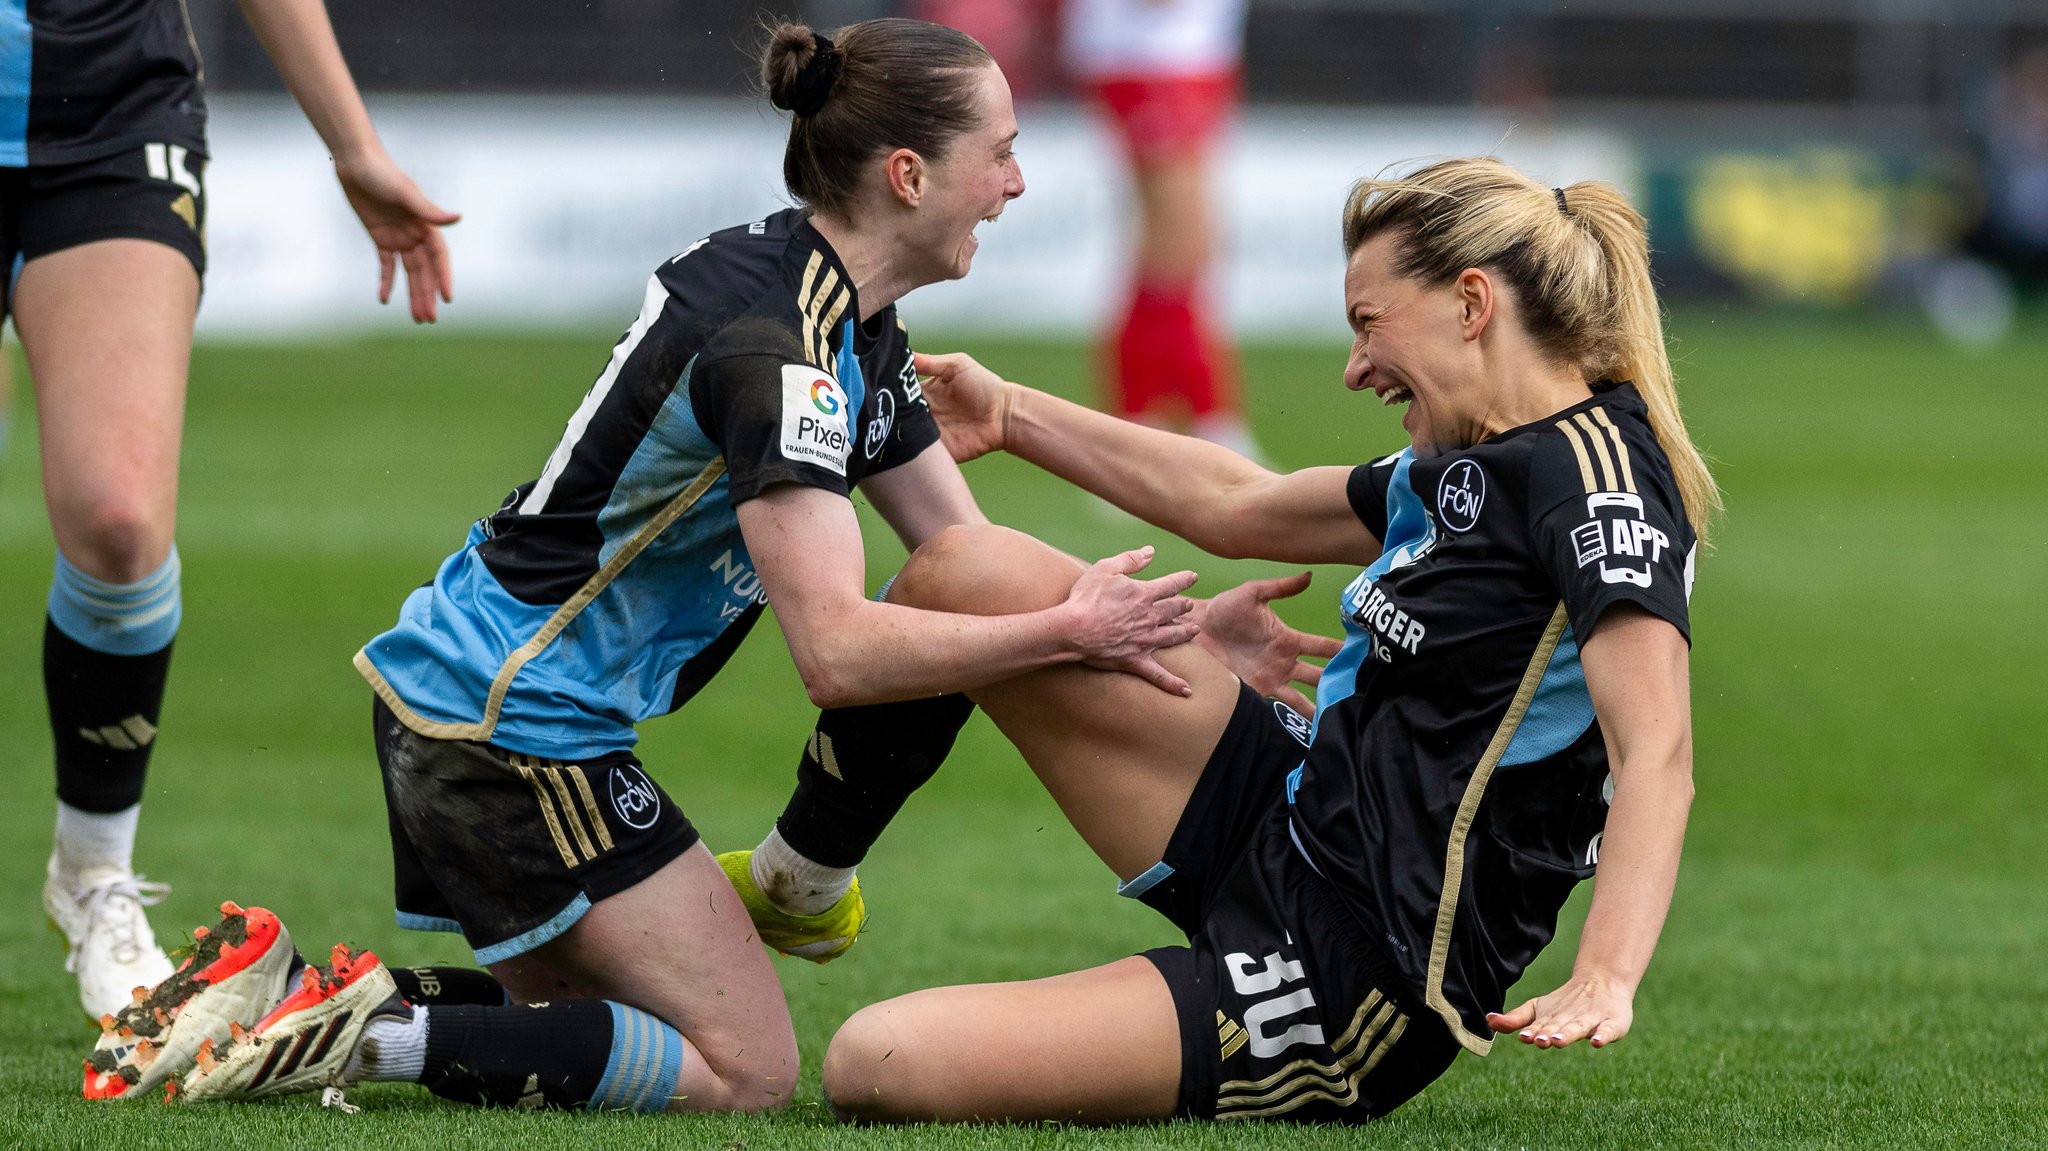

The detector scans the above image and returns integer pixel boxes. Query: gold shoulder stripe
[515,756,582,869]
[1588,407,1637,493]
[815,284,851,365]
[357,457,729,745]
[1553,420,1597,494]
[806,273,845,370]
[1571,412,1618,490]
[796,250,823,313]
[1423,602,1570,1057]
[566,765,615,852]
[543,764,599,862]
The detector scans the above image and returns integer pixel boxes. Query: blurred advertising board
[196,96,1636,340]
[199,96,1966,341]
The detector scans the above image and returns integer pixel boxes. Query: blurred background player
[1066,0,1261,457]
[4,0,456,1021]
[1963,42,2048,295]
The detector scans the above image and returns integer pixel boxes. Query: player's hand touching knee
[1061,546,1200,695]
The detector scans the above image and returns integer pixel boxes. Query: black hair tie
[1553,186,1570,214]
[788,34,842,118]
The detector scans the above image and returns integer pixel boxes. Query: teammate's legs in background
[0,343,13,482]
[1099,76,1261,459]
[13,238,196,1019]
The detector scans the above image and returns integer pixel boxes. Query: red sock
[1111,280,1238,420]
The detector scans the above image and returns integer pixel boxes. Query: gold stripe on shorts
[565,765,615,852]
[1215,991,1409,1120]
[514,756,580,870]
[542,763,599,863]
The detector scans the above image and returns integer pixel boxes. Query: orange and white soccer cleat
[176,942,404,1105]
[81,901,299,1100]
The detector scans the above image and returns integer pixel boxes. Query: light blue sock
[587,1002,686,1113]
[48,548,182,655]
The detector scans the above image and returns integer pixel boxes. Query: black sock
[45,619,173,813]
[774,693,976,868]
[390,966,508,1007]
[419,1001,615,1109]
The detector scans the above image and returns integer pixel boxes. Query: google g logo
[810,379,843,416]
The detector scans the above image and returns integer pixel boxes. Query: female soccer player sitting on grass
[78,17,1326,1113]
[820,157,1719,1124]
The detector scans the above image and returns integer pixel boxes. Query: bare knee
[889,524,1085,617]
[822,1003,919,1122]
[59,501,172,582]
[677,1026,799,1114]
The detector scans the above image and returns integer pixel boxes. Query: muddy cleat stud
[79,904,298,1102]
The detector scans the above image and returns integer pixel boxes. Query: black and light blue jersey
[0,0,207,167]
[1286,382,1695,1055]
[356,210,939,761]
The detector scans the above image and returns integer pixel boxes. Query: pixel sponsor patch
[780,364,851,476]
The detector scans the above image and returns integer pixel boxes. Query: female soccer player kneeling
[102,18,1230,1114]
[821,157,1718,1124]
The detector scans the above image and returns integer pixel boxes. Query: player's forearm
[1570,749,1693,991]
[1004,385,1269,554]
[235,0,382,163]
[786,598,1084,708]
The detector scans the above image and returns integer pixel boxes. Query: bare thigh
[11,239,197,579]
[525,842,799,1113]
[824,955,1181,1123]
[892,524,1240,880]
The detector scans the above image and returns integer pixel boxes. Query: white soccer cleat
[175,942,402,1106]
[45,859,177,1022]
[82,901,300,1100]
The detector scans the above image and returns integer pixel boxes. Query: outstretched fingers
[1487,994,1632,1050]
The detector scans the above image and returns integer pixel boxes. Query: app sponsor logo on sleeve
[780,364,851,476]
[1576,491,1670,588]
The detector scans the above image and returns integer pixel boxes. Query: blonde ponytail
[1343,159,1722,544]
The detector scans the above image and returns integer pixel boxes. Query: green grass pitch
[0,311,2042,1148]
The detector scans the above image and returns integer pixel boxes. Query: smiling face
[1343,232,1491,454]
[913,64,1025,282]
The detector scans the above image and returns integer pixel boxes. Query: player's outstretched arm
[1192,571,1342,717]
[1489,604,1694,1050]
[915,352,1379,567]
[236,0,460,322]
[738,484,1201,707]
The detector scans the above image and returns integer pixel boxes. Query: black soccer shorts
[0,143,209,318]
[1136,684,1461,1122]
[372,697,699,966]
